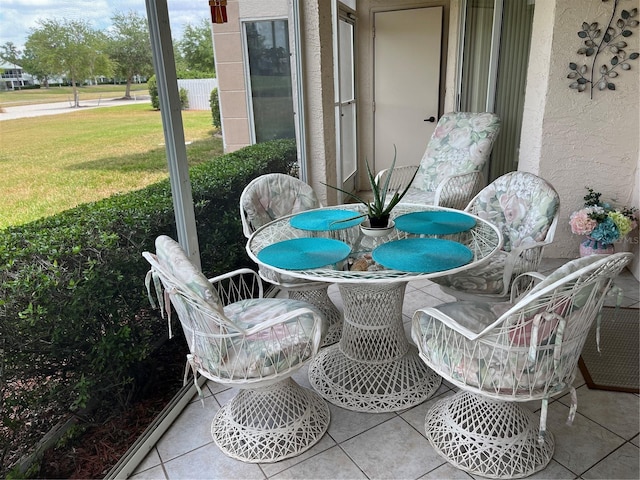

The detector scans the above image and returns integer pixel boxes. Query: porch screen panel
[245,20,295,142]
[490,0,534,180]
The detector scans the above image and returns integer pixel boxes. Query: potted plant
[325,146,418,230]
[569,187,638,256]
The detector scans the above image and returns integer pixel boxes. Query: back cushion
[469,171,559,251]
[241,174,320,232]
[415,112,501,192]
[154,235,222,311]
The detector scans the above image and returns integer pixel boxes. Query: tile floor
[130,259,639,480]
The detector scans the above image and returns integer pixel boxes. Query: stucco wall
[519,0,639,271]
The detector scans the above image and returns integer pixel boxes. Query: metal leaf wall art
[567,0,639,98]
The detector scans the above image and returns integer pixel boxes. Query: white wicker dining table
[246,203,502,412]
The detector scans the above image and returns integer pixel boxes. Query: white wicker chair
[143,235,329,463]
[432,171,560,301]
[375,112,501,210]
[411,252,633,478]
[240,173,343,346]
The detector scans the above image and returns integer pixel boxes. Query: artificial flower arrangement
[569,187,638,250]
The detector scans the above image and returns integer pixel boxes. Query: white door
[374,7,442,170]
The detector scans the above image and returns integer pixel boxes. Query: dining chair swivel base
[425,391,555,479]
[211,377,330,463]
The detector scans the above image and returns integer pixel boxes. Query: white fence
[177,78,218,110]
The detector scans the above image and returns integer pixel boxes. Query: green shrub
[148,74,159,110]
[179,87,189,110]
[148,75,189,110]
[210,88,221,129]
[0,139,297,475]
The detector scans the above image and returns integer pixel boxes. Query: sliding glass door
[457,0,535,181]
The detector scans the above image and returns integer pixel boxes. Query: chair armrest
[434,171,484,210]
[509,271,547,302]
[412,306,493,342]
[208,268,264,305]
[375,165,419,192]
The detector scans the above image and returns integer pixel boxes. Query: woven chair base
[309,343,442,412]
[211,377,330,463]
[287,286,342,346]
[425,391,554,479]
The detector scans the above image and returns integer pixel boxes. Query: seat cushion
[413,112,501,192]
[198,298,325,380]
[433,250,509,295]
[414,301,558,394]
[241,174,320,232]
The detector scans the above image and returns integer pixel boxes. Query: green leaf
[578,31,588,38]
[621,9,630,20]
[629,52,639,59]
[611,56,619,65]
[607,83,616,90]
[622,30,632,37]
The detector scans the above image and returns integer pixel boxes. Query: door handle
[424,116,436,122]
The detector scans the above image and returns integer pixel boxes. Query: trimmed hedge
[0,139,296,474]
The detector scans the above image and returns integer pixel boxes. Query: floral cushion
[469,171,559,252]
[432,172,559,295]
[189,298,324,380]
[414,301,560,393]
[154,235,222,310]
[241,173,320,233]
[413,112,501,193]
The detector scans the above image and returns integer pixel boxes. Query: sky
[0,0,210,50]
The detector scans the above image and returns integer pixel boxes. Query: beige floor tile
[545,401,626,475]
[581,442,640,479]
[326,404,395,444]
[155,398,218,462]
[259,434,337,478]
[163,442,265,479]
[419,462,474,479]
[341,416,445,479]
[270,445,366,479]
[557,386,640,440]
[130,463,168,480]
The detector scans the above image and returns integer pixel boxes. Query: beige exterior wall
[519,0,639,273]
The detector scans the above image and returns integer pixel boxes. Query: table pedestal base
[308,282,441,412]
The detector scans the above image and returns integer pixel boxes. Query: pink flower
[569,209,597,235]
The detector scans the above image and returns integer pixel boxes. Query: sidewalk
[0,95,151,121]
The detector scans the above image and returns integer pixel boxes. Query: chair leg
[425,391,554,479]
[287,286,342,346]
[211,377,330,463]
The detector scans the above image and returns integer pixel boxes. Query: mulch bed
[37,334,187,479]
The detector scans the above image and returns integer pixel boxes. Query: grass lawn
[0,84,150,107]
[0,103,222,228]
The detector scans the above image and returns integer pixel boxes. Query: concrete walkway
[0,95,151,121]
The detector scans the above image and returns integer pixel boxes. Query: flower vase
[579,236,614,257]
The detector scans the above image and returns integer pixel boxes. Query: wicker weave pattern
[426,391,555,479]
[211,377,330,463]
[308,282,442,412]
[412,252,633,478]
[143,236,330,462]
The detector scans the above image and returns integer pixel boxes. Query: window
[244,20,295,143]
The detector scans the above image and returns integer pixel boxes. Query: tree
[175,18,215,78]
[24,19,112,107]
[107,11,153,99]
